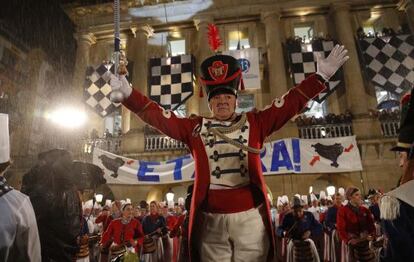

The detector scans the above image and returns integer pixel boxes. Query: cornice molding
[73,33,97,45]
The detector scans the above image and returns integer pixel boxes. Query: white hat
[83,199,94,210]
[105,199,112,207]
[277,196,283,206]
[294,193,301,199]
[0,114,10,163]
[310,193,318,202]
[338,187,345,197]
[281,195,289,204]
[126,198,131,204]
[319,191,327,200]
[301,195,308,204]
[178,197,185,205]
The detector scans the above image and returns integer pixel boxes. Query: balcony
[298,123,353,139]
[144,134,187,152]
[380,120,399,137]
[83,137,122,155]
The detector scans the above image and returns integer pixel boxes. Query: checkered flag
[357,35,414,95]
[286,39,345,103]
[149,54,194,110]
[84,63,121,117]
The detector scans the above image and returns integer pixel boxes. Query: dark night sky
[0,0,82,75]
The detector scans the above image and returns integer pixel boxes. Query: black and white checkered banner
[357,35,414,95]
[286,39,345,103]
[84,63,121,117]
[149,54,194,111]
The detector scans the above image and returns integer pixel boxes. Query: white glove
[316,44,349,81]
[109,74,132,102]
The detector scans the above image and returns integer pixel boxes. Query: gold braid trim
[207,113,264,154]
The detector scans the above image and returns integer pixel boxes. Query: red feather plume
[401,92,411,106]
[207,24,222,53]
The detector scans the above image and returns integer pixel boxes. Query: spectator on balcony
[90,128,99,139]
[104,129,112,138]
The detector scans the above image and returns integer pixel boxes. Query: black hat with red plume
[200,24,243,101]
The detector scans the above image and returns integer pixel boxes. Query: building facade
[64,0,412,202]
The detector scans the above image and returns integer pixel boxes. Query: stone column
[402,0,414,33]
[331,3,369,115]
[261,10,289,99]
[121,26,152,153]
[73,33,96,99]
[331,3,382,139]
[261,11,298,140]
[126,25,152,131]
[193,15,214,116]
[72,33,100,136]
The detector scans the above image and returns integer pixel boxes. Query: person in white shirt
[0,113,41,262]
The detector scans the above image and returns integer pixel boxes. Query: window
[375,87,399,110]
[304,100,327,118]
[228,28,250,50]
[294,25,314,43]
[363,26,375,37]
[236,94,255,113]
[169,39,185,56]
[174,104,187,118]
[104,109,122,136]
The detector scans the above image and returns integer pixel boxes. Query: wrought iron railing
[145,134,187,151]
[298,123,353,139]
[380,120,399,137]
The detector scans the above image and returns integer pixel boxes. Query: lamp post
[166,188,174,202]
[326,185,336,196]
[95,193,103,203]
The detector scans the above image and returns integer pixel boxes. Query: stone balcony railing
[298,123,354,139]
[83,137,122,155]
[380,120,399,138]
[144,134,187,152]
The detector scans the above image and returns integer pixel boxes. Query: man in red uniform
[100,203,144,259]
[109,45,348,261]
[337,187,375,262]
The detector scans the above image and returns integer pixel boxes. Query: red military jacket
[101,218,144,251]
[336,204,375,242]
[123,73,325,261]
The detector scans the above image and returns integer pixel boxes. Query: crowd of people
[76,197,190,262]
[295,112,353,127]
[376,109,401,122]
[271,188,383,262]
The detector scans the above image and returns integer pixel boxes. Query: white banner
[94,136,362,185]
[224,48,261,89]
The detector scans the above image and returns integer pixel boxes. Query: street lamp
[95,194,103,203]
[326,185,336,196]
[166,188,174,202]
[46,107,87,128]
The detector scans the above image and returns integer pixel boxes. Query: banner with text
[94,136,362,185]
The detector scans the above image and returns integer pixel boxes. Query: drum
[109,244,126,259]
[293,240,314,262]
[142,237,156,254]
[76,235,89,258]
[351,240,375,262]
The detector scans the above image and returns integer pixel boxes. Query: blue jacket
[277,210,323,240]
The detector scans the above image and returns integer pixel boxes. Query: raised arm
[255,44,349,140]
[110,74,200,144]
